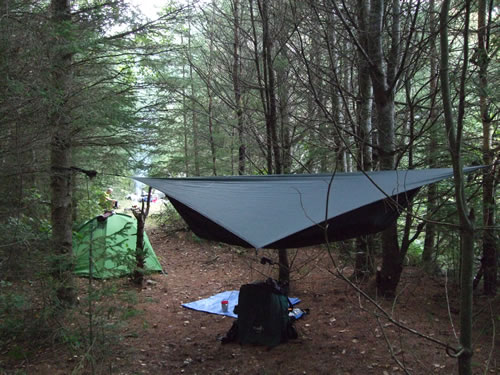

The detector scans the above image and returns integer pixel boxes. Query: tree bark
[188,13,200,176]
[207,1,217,176]
[255,0,289,285]
[305,27,324,172]
[50,0,75,304]
[132,188,152,286]
[398,75,417,269]
[181,34,190,176]
[249,0,272,172]
[207,87,217,176]
[259,0,281,174]
[422,0,439,272]
[354,0,374,278]
[276,23,292,173]
[356,0,373,173]
[477,0,497,296]
[232,0,245,175]
[278,248,290,294]
[440,1,474,372]
[331,45,345,172]
[367,0,401,297]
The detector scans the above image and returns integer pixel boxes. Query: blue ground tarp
[182,290,301,318]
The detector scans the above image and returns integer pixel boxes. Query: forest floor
[2,223,499,375]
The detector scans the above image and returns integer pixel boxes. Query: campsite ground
[3,223,499,374]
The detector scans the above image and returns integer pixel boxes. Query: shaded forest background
[0,0,498,374]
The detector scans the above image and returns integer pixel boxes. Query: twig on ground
[483,300,496,375]
[376,315,413,375]
[444,269,459,341]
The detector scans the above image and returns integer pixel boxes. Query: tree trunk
[207,2,217,176]
[207,89,217,176]
[278,248,290,294]
[277,28,291,173]
[353,0,374,278]
[133,211,146,285]
[323,10,343,172]
[249,0,272,173]
[50,0,75,305]
[440,1,474,373]
[377,223,402,297]
[132,188,152,286]
[257,0,289,285]
[422,0,439,272]
[181,35,190,176]
[260,0,281,174]
[367,0,402,298]
[357,0,373,173]
[232,0,245,175]
[305,30,323,171]
[188,15,200,176]
[478,0,497,296]
[331,46,344,172]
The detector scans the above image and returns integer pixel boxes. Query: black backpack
[222,278,297,347]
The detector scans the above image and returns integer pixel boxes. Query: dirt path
[117,230,499,375]
[11,229,500,374]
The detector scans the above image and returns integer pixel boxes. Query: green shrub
[150,201,186,231]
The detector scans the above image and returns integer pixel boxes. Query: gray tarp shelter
[134,166,482,249]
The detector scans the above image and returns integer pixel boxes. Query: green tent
[73,213,163,278]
